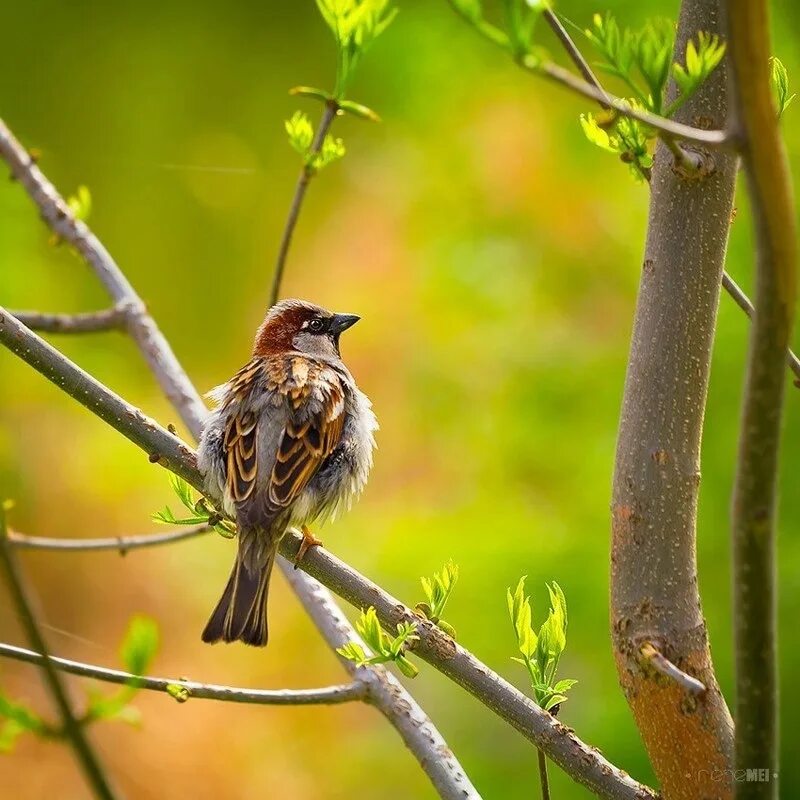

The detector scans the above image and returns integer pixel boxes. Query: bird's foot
[294,525,324,569]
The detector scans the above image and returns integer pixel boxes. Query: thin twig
[12,307,126,334]
[0,643,365,706]
[537,748,551,800]
[0,119,477,800]
[639,642,707,696]
[0,311,656,800]
[543,9,610,106]
[0,508,119,800]
[728,0,797,793]
[445,4,731,147]
[722,272,800,384]
[269,99,339,305]
[8,525,212,554]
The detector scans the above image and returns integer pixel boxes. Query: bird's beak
[330,313,361,334]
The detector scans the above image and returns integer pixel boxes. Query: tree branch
[540,9,799,386]
[269,99,339,305]
[610,1,737,796]
[0,643,365,706]
[446,3,731,147]
[639,642,707,697]
[727,1,797,795]
[0,508,119,800]
[0,118,478,799]
[11,306,126,334]
[0,309,655,800]
[7,525,212,554]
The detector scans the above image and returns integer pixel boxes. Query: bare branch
[0,311,655,800]
[12,306,126,334]
[0,118,208,436]
[0,643,365,706]
[0,508,119,800]
[727,1,797,792]
[639,642,707,697]
[8,525,212,554]
[270,99,339,305]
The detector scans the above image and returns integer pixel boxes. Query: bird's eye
[308,318,324,333]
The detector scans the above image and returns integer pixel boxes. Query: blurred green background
[1,1,799,797]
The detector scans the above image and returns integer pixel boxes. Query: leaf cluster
[285,111,346,175]
[316,0,397,99]
[152,473,235,539]
[507,578,576,712]
[581,13,725,177]
[415,560,458,637]
[337,607,420,678]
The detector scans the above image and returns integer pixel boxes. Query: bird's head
[253,299,361,359]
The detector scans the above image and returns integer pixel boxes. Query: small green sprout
[316,0,398,100]
[84,615,160,726]
[669,31,726,115]
[166,683,191,704]
[580,107,653,180]
[415,560,459,637]
[67,185,92,222]
[507,578,576,712]
[285,111,346,174]
[0,692,51,753]
[770,57,796,119]
[337,607,419,678]
[152,473,236,539]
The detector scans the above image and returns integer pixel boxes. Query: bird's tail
[201,542,277,647]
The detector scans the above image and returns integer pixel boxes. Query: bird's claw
[294,525,323,569]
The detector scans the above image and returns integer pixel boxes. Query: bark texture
[610,1,737,797]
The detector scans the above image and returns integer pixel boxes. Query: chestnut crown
[253,299,360,359]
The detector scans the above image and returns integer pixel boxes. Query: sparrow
[197,299,378,646]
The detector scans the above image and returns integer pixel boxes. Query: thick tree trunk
[610,1,736,798]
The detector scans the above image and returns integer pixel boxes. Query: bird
[197,299,378,646]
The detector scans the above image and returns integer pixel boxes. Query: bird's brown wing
[268,374,345,509]
[221,357,345,512]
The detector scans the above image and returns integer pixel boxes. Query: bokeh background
[1,1,799,797]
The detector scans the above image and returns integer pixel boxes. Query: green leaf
[395,655,419,679]
[579,114,616,153]
[553,678,578,693]
[338,99,381,121]
[771,57,796,119]
[0,692,46,735]
[543,693,568,711]
[448,0,483,23]
[671,32,726,110]
[0,720,26,753]
[336,641,369,665]
[308,134,346,173]
[285,111,315,156]
[120,615,159,676]
[289,86,333,103]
